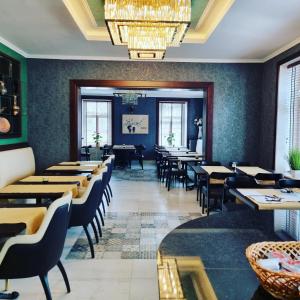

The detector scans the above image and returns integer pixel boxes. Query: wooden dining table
[59,161,102,168]
[19,175,89,187]
[0,207,46,235]
[230,188,300,210]
[236,166,270,176]
[0,184,78,200]
[45,165,98,174]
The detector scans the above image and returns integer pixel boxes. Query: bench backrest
[0,147,35,188]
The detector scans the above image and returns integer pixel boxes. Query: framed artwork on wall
[122,114,149,134]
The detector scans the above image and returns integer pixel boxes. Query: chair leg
[94,215,102,237]
[206,193,210,216]
[201,192,205,215]
[105,187,111,203]
[107,183,113,197]
[102,201,106,215]
[104,190,110,206]
[57,260,71,293]
[39,274,52,300]
[91,220,99,243]
[167,174,171,191]
[83,225,95,258]
[97,207,105,226]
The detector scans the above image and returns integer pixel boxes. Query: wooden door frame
[70,80,214,161]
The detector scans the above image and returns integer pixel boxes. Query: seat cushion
[0,147,35,188]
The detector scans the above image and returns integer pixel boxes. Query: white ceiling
[0,0,300,62]
[81,87,204,98]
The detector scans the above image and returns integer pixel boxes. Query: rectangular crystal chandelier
[105,0,191,60]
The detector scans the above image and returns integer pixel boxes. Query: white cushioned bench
[0,147,35,189]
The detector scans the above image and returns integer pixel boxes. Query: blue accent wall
[187,98,203,141]
[112,97,203,159]
[113,97,157,158]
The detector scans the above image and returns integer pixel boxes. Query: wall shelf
[0,51,21,138]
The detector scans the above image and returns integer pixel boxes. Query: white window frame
[158,101,188,147]
[81,99,112,146]
[275,57,300,172]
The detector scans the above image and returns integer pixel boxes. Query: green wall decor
[0,42,27,146]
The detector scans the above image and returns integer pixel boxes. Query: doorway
[70,80,213,161]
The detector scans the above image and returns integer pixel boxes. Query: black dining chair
[166,157,186,191]
[201,172,236,215]
[223,175,260,205]
[254,173,283,186]
[196,161,222,202]
[80,145,91,161]
[278,179,300,188]
[102,144,112,157]
[0,192,72,300]
[130,144,146,169]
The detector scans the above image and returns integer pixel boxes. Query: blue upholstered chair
[0,192,72,300]
[69,168,107,258]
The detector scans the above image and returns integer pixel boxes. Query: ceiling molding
[0,36,29,57]
[63,0,235,44]
[0,34,299,64]
[263,36,300,62]
[24,53,263,63]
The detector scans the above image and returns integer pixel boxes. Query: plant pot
[96,142,100,148]
[289,170,300,178]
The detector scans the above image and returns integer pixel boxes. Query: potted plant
[166,133,175,147]
[92,132,102,148]
[288,148,300,177]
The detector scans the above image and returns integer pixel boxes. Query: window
[288,63,300,149]
[158,101,187,147]
[81,100,112,146]
[275,58,300,171]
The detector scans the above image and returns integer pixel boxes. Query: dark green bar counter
[158,206,283,300]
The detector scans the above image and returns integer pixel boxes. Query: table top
[201,165,233,175]
[169,152,199,157]
[231,188,300,210]
[59,161,101,167]
[177,156,205,162]
[167,149,191,153]
[46,165,97,172]
[164,147,189,151]
[0,207,46,234]
[20,175,88,187]
[0,184,78,199]
[158,208,279,300]
[236,166,270,176]
[113,145,136,150]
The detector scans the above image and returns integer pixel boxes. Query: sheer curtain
[82,100,112,146]
[158,101,187,147]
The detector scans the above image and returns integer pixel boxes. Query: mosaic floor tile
[67,211,201,260]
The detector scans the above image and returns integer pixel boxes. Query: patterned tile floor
[67,211,201,259]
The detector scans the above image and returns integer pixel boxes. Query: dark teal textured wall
[27,60,263,170]
[259,43,300,168]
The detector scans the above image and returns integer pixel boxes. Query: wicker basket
[246,241,300,299]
